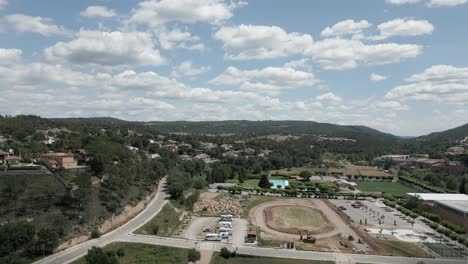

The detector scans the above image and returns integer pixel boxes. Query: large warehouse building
[407,193,468,229]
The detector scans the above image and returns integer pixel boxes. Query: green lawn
[134,202,182,236]
[355,181,417,195]
[211,254,333,264]
[71,243,191,264]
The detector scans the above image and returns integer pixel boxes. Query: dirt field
[249,198,370,253]
[265,205,332,235]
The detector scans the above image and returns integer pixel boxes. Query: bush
[220,247,231,259]
[90,229,102,239]
[187,248,200,262]
[116,248,125,257]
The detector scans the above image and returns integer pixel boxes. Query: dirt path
[198,250,213,264]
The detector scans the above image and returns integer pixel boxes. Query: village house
[0,149,21,166]
[447,146,465,155]
[42,153,78,170]
[222,150,239,158]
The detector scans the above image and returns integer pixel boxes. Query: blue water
[270,179,288,189]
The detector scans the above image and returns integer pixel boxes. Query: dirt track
[249,199,367,246]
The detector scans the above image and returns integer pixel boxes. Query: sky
[0,0,467,136]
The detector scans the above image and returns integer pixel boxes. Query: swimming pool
[270,179,289,189]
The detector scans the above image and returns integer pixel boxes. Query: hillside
[413,123,468,144]
[146,120,398,141]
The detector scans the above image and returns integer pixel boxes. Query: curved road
[35,178,467,264]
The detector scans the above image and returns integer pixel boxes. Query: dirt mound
[193,195,241,215]
[264,205,333,235]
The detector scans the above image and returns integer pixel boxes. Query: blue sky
[0,0,467,136]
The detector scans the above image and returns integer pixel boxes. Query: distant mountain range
[48,117,468,144]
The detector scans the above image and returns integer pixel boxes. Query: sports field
[355,181,417,195]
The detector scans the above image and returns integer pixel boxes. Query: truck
[219,221,232,228]
[220,214,233,221]
[205,233,222,241]
[219,227,232,234]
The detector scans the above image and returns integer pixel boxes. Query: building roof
[407,193,468,201]
[434,200,468,213]
[42,152,74,157]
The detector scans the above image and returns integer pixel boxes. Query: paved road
[35,178,467,264]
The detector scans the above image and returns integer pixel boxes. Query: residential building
[447,146,465,155]
[42,153,78,170]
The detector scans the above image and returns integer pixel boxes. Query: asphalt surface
[34,178,467,264]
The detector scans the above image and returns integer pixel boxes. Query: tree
[299,171,312,181]
[34,228,59,256]
[187,248,201,263]
[258,174,271,189]
[460,175,467,194]
[85,247,119,264]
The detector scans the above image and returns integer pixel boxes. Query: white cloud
[428,0,467,6]
[214,24,314,60]
[44,30,165,68]
[209,65,318,94]
[385,65,468,103]
[321,19,371,38]
[156,27,204,50]
[305,38,423,70]
[372,101,409,111]
[316,92,342,103]
[0,48,21,65]
[172,61,210,77]
[370,73,387,81]
[2,14,71,36]
[371,18,434,40]
[386,0,421,4]
[0,0,8,8]
[80,6,117,18]
[128,0,246,27]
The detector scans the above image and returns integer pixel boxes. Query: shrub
[220,247,231,259]
[187,248,201,262]
[90,229,102,239]
[116,248,125,257]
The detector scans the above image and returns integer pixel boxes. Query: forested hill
[145,120,398,140]
[413,123,468,144]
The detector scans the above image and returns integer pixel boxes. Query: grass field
[72,242,191,264]
[375,239,432,258]
[355,181,417,195]
[211,254,333,264]
[266,206,328,233]
[270,165,392,177]
[135,202,182,236]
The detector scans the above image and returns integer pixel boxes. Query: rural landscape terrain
[0,116,467,264]
[2,0,468,264]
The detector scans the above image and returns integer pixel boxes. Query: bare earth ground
[249,198,369,253]
[264,205,333,235]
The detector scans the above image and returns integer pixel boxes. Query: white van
[219,221,232,228]
[205,233,222,241]
[219,227,232,234]
[219,232,229,239]
[220,214,233,221]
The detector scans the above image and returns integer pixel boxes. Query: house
[193,154,210,161]
[148,153,161,159]
[447,146,465,155]
[414,158,446,169]
[243,148,255,155]
[42,153,78,170]
[179,154,192,161]
[223,150,239,158]
[0,149,21,166]
[334,179,357,188]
